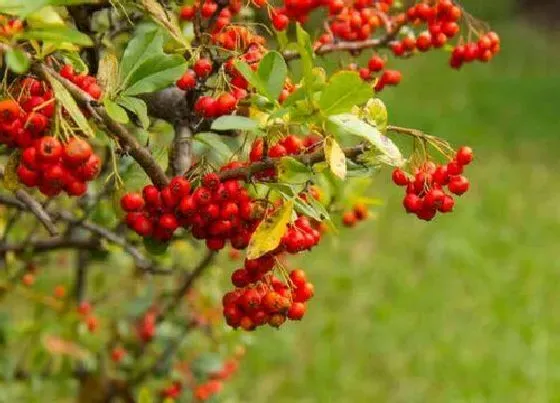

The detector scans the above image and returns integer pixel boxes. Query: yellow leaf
[3,150,22,192]
[324,137,346,179]
[43,335,90,360]
[45,72,95,137]
[97,52,119,98]
[247,199,294,260]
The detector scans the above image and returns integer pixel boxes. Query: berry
[121,193,145,212]
[455,146,473,166]
[448,175,470,195]
[193,58,213,78]
[62,137,92,166]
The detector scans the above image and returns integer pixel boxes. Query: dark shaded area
[518,0,560,24]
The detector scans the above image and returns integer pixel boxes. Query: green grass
[230,21,560,403]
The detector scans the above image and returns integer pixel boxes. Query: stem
[170,124,193,176]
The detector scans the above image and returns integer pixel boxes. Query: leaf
[324,137,346,179]
[326,114,404,166]
[296,24,314,104]
[104,99,129,124]
[257,51,287,102]
[363,98,388,133]
[191,353,223,377]
[277,157,313,183]
[234,60,269,100]
[3,151,22,192]
[193,133,234,160]
[5,48,29,74]
[43,335,90,360]
[119,29,164,86]
[138,387,154,403]
[0,0,99,17]
[97,52,119,98]
[247,199,294,260]
[117,96,150,129]
[211,116,258,132]
[141,0,188,47]
[46,73,95,137]
[121,54,187,96]
[18,26,93,46]
[319,71,373,116]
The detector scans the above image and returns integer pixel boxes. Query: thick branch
[218,143,370,181]
[169,124,193,176]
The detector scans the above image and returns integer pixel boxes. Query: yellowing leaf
[247,200,294,260]
[43,335,90,360]
[46,72,95,137]
[3,150,22,192]
[97,52,119,98]
[324,137,346,179]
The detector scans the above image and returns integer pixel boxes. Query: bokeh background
[230,0,560,401]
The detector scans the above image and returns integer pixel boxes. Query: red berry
[60,64,74,80]
[342,211,357,227]
[35,136,62,163]
[193,58,213,78]
[439,194,455,213]
[268,144,287,158]
[176,69,196,91]
[121,193,145,212]
[403,193,422,213]
[287,302,306,320]
[216,92,238,115]
[368,55,385,72]
[206,237,225,251]
[447,175,470,195]
[446,160,463,175]
[16,165,39,187]
[63,137,93,166]
[392,168,409,186]
[201,1,218,18]
[159,213,178,232]
[289,269,307,288]
[455,146,473,166]
[272,12,289,31]
[180,5,196,21]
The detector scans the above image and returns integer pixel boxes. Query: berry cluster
[450,32,501,68]
[341,202,369,227]
[223,268,313,330]
[59,64,102,100]
[179,0,242,29]
[328,1,386,42]
[393,146,473,221]
[0,16,23,37]
[17,136,101,196]
[350,55,402,91]
[122,173,261,249]
[77,301,99,333]
[137,310,157,342]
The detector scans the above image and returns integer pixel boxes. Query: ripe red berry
[176,69,196,91]
[446,160,463,175]
[206,237,225,251]
[403,193,422,213]
[35,136,62,163]
[193,58,213,78]
[194,96,217,118]
[439,194,455,213]
[60,64,74,80]
[272,12,289,31]
[63,137,93,166]
[392,168,409,186]
[455,146,473,166]
[180,5,196,20]
[416,32,432,52]
[342,211,357,227]
[368,55,385,72]
[447,175,470,195]
[216,92,237,115]
[268,144,287,158]
[201,1,218,18]
[289,269,307,288]
[287,302,306,320]
[120,192,145,212]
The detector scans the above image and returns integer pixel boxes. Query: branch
[0,237,99,253]
[158,250,215,322]
[32,63,169,188]
[0,168,58,236]
[169,124,193,176]
[283,22,404,61]
[217,143,370,181]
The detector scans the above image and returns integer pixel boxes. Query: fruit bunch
[223,268,313,330]
[450,31,501,68]
[342,202,369,227]
[17,136,101,196]
[328,1,388,41]
[121,173,262,248]
[179,0,242,29]
[77,301,98,333]
[59,64,102,100]
[394,146,473,221]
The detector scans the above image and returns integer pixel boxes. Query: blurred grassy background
[230,1,560,402]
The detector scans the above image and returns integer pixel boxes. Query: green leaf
[17,26,93,46]
[5,48,29,74]
[117,96,150,129]
[319,71,373,116]
[137,387,154,403]
[234,60,269,100]
[247,199,294,260]
[326,114,404,166]
[140,0,188,47]
[143,238,169,256]
[363,98,388,133]
[122,54,187,96]
[277,157,313,183]
[45,73,95,137]
[0,0,99,17]
[104,99,129,125]
[296,24,314,104]
[211,116,258,132]
[257,51,287,102]
[119,29,164,86]
[193,132,235,161]
[324,137,347,179]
